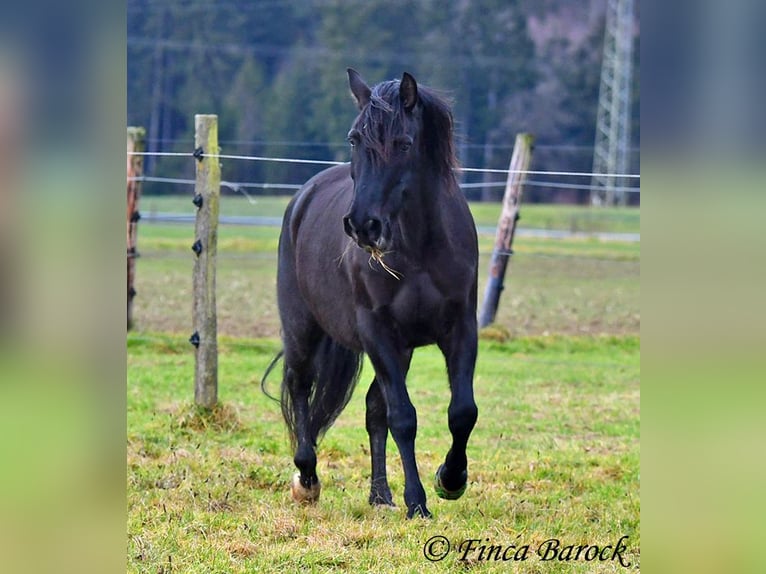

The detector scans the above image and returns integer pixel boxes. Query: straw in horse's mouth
[366,246,403,280]
[337,239,403,280]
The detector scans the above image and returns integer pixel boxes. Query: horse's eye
[347,137,356,148]
[398,137,413,153]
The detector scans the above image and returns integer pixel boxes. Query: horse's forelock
[353,81,399,162]
[352,79,456,176]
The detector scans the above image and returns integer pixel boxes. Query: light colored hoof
[290,472,321,504]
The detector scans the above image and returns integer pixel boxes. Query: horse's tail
[260,350,283,402]
[280,334,363,447]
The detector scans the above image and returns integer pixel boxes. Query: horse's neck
[397,174,450,258]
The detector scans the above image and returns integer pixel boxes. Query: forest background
[127,0,640,203]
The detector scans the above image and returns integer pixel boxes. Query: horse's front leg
[435,313,479,500]
[358,313,428,518]
[365,349,411,507]
[365,378,393,506]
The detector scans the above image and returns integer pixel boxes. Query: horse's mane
[351,79,458,179]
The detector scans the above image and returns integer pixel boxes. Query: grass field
[132,197,639,338]
[142,195,640,234]
[128,334,639,573]
[128,198,640,572]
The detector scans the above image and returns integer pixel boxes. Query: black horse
[275,69,478,518]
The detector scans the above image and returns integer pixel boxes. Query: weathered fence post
[127,127,146,330]
[478,133,534,328]
[191,115,220,408]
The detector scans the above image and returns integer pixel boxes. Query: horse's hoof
[369,487,395,508]
[372,502,398,512]
[406,504,433,519]
[290,472,321,504]
[369,496,396,508]
[434,464,467,500]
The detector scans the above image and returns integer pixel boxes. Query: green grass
[132,211,639,338]
[128,200,640,571]
[468,202,640,234]
[143,195,291,220]
[128,333,639,573]
[142,195,640,234]
[131,243,639,338]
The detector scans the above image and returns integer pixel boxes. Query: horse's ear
[400,72,418,112]
[347,68,371,109]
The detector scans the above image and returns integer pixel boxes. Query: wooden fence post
[478,133,534,329]
[191,115,221,408]
[127,127,145,330]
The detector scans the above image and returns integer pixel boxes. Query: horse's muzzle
[343,215,387,250]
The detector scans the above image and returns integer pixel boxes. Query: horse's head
[342,68,423,252]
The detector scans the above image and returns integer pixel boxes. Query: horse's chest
[387,274,453,340]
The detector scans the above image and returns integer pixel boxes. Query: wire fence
[128,149,640,207]
[127,144,639,350]
[128,148,640,240]
[138,136,642,154]
[130,175,638,195]
[128,149,641,180]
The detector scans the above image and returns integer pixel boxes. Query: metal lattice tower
[591,0,635,206]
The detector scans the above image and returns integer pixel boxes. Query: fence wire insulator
[127,247,140,259]
[514,212,521,222]
[193,146,204,161]
[192,194,203,209]
[128,287,137,298]
[130,211,141,223]
[191,239,203,256]
[189,331,200,348]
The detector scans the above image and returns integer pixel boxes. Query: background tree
[127,0,639,203]
[454,0,537,200]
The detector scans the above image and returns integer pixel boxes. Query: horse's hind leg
[366,378,394,507]
[280,304,322,503]
[283,359,321,503]
[277,209,323,503]
[435,315,479,500]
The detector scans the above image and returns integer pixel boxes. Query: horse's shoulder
[288,164,353,249]
[293,163,350,213]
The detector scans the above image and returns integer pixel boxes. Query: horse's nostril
[343,216,356,237]
[344,215,382,245]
